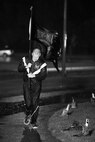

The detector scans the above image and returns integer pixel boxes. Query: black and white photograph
[0,0,95,142]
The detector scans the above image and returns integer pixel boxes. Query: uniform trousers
[23,80,41,124]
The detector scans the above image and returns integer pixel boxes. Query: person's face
[32,48,41,61]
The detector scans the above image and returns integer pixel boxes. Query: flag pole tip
[30,6,33,10]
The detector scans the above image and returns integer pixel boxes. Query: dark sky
[0,0,95,51]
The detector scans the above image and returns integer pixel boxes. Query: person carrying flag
[18,46,47,129]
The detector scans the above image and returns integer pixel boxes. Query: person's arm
[36,65,47,81]
[18,57,31,73]
[27,62,47,80]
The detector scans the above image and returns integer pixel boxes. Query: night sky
[0,0,95,53]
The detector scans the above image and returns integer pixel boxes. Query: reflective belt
[33,63,47,75]
[22,57,27,66]
[22,57,47,75]
[22,57,31,73]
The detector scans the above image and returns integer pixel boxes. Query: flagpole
[29,6,33,89]
[62,0,67,76]
[29,6,33,59]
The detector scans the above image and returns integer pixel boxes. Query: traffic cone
[61,104,70,116]
[71,97,77,108]
[91,93,95,104]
